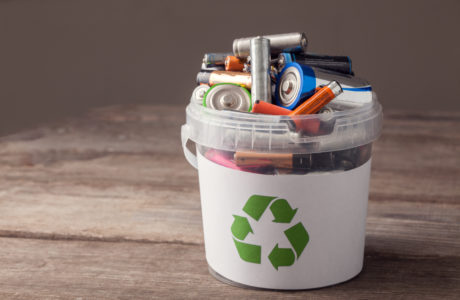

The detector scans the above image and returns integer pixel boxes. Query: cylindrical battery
[225,56,246,72]
[252,100,291,115]
[233,32,308,57]
[250,37,272,104]
[203,83,252,112]
[201,62,225,72]
[278,53,353,75]
[275,62,372,109]
[191,84,210,106]
[203,52,233,66]
[196,71,252,89]
[234,152,312,170]
[289,81,343,115]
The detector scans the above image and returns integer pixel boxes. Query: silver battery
[203,52,233,66]
[326,80,343,97]
[191,85,210,105]
[318,104,338,122]
[204,84,251,112]
[277,64,303,107]
[233,32,308,57]
[250,37,272,104]
[201,62,225,72]
[318,105,336,114]
[277,53,289,71]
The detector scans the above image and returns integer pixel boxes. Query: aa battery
[196,70,252,89]
[356,143,372,167]
[250,37,272,104]
[202,52,233,66]
[203,83,252,112]
[191,85,210,105]
[334,147,358,171]
[234,152,312,170]
[310,152,335,171]
[201,62,225,72]
[233,32,308,57]
[278,53,353,75]
[252,100,291,115]
[289,81,342,115]
[230,143,371,175]
[225,56,246,72]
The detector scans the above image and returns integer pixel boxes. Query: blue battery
[275,62,372,110]
[275,63,317,110]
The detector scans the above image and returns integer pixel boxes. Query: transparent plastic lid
[184,93,382,154]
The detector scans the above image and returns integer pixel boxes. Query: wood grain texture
[0,105,459,299]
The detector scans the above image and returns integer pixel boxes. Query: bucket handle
[181,124,198,169]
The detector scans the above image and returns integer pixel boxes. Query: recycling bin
[181,95,383,290]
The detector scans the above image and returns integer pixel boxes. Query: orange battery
[251,100,321,134]
[225,56,246,72]
[234,151,312,170]
[252,100,292,115]
[251,88,327,114]
[235,152,293,168]
[289,81,342,116]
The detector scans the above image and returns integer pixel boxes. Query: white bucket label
[197,151,371,290]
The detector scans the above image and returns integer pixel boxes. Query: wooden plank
[0,105,204,243]
[371,111,460,203]
[0,237,458,299]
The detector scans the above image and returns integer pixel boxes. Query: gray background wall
[1,0,459,136]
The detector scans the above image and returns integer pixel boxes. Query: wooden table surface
[0,105,458,299]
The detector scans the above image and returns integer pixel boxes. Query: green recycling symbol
[231,195,309,270]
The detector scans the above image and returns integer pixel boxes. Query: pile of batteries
[190,32,374,175]
[199,144,372,175]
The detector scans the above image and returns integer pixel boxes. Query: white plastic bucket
[181,95,382,290]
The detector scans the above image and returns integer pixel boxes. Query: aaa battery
[289,81,342,116]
